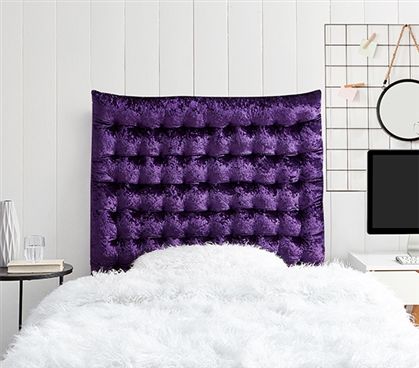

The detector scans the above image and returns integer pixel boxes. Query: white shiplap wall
[1,0,419,356]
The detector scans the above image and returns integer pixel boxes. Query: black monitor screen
[368,150,419,234]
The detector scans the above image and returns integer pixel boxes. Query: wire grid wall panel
[324,24,419,192]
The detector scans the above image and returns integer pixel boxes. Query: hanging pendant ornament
[377,24,419,141]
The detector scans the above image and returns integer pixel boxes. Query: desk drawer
[370,271,419,305]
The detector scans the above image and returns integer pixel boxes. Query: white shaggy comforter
[3,244,419,368]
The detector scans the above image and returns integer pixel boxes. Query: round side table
[0,263,73,330]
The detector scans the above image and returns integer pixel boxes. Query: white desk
[348,253,419,321]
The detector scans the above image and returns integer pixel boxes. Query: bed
[3,91,419,367]
[3,244,419,367]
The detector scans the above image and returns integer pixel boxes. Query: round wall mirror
[377,79,419,141]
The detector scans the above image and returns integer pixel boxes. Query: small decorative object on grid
[344,82,366,88]
[338,83,365,102]
[0,200,21,267]
[359,32,377,57]
[377,24,419,141]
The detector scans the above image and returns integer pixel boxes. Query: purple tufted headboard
[91,90,324,271]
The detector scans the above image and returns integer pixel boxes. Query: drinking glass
[24,235,45,262]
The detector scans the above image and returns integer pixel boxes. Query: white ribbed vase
[0,200,21,267]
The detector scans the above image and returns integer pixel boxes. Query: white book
[7,259,64,273]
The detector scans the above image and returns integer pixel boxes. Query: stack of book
[7,259,64,273]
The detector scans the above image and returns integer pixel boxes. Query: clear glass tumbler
[24,235,45,263]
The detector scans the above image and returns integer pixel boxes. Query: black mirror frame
[376,78,419,142]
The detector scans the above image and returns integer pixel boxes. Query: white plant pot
[0,200,21,267]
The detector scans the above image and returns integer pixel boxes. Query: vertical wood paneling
[399,1,419,24]
[323,192,331,261]
[399,1,419,154]
[228,0,262,96]
[331,0,365,23]
[365,0,398,23]
[330,193,366,260]
[323,5,332,261]
[23,0,56,256]
[365,229,402,253]
[56,0,91,277]
[0,0,3,351]
[160,0,194,95]
[296,0,330,258]
[364,0,400,253]
[296,0,329,92]
[194,0,228,96]
[329,1,366,260]
[0,0,24,355]
[263,0,297,95]
[22,0,58,332]
[126,1,159,96]
[91,1,124,93]
[1,2,24,220]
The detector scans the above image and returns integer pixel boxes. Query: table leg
[59,276,63,286]
[18,280,23,330]
[412,305,419,326]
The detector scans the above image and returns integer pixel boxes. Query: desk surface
[349,253,419,272]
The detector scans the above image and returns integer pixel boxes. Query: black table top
[0,263,73,281]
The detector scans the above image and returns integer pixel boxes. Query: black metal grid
[324,24,419,192]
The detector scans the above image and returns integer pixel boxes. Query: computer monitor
[368,150,419,256]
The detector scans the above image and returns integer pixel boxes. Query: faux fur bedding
[3,244,419,368]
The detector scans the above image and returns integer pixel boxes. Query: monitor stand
[407,234,419,256]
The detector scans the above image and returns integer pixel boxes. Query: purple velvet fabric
[91,90,324,271]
